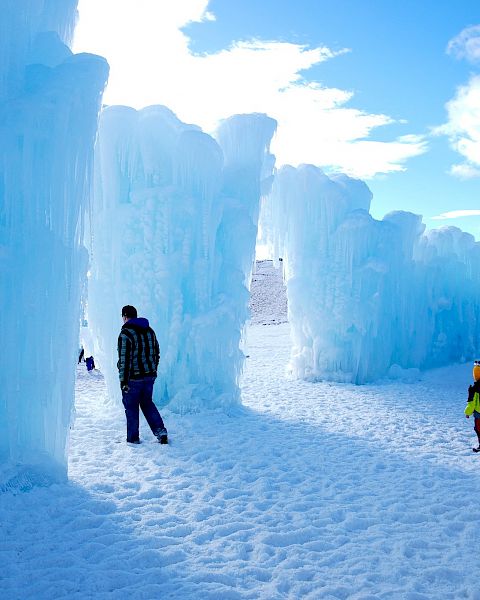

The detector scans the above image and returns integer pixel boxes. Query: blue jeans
[122,377,165,442]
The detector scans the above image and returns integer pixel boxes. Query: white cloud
[432,209,480,220]
[447,25,480,63]
[73,0,427,179]
[448,163,480,179]
[437,75,480,178]
[441,27,480,178]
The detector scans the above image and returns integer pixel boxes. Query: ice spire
[0,0,108,487]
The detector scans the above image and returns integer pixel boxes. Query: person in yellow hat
[465,361,480,452]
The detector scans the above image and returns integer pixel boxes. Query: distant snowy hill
[249,260,288,325]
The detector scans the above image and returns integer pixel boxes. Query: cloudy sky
[74,0,479,237]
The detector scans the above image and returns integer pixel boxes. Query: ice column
[413,226,480,367]
[0,0,108,486]
[88,107,276,412]
[261,164,480,383]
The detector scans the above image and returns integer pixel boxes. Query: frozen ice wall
[412,225,480,367]
[0,0,79,101]
[88,106,276,412]
[260,164,480,383]
[0,0,108,486]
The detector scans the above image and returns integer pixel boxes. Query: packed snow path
[2,324,480,599]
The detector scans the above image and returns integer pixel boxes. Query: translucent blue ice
[0,1,108,484]
[87,106,276,412]
[260,164,480,383]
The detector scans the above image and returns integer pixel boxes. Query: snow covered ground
[249,260,288,325]
[2,321,480,599]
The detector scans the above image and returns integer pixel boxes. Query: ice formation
[87,106,276,412]
[0,0,108,485]
[260,164,480,383]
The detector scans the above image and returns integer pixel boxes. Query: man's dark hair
[122,305,137,319]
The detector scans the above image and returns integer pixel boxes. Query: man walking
[117,305,168,444]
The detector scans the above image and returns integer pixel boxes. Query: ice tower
[88,106,276,412]
[0,0,108,486]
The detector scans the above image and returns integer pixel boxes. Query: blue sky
[74,0,480,237]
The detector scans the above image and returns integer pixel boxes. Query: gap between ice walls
[260,165,480,384]
[0,0,108,488]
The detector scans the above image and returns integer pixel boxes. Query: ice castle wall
[88,107,276,412]
[0,0,108,486]
[260,164,480,383]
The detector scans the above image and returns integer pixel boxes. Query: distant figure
[117,305,168,445]
[80,322,95,372]
[78,346,94,370]
[465,360,480,453]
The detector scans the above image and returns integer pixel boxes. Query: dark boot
[155,428,168,444]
